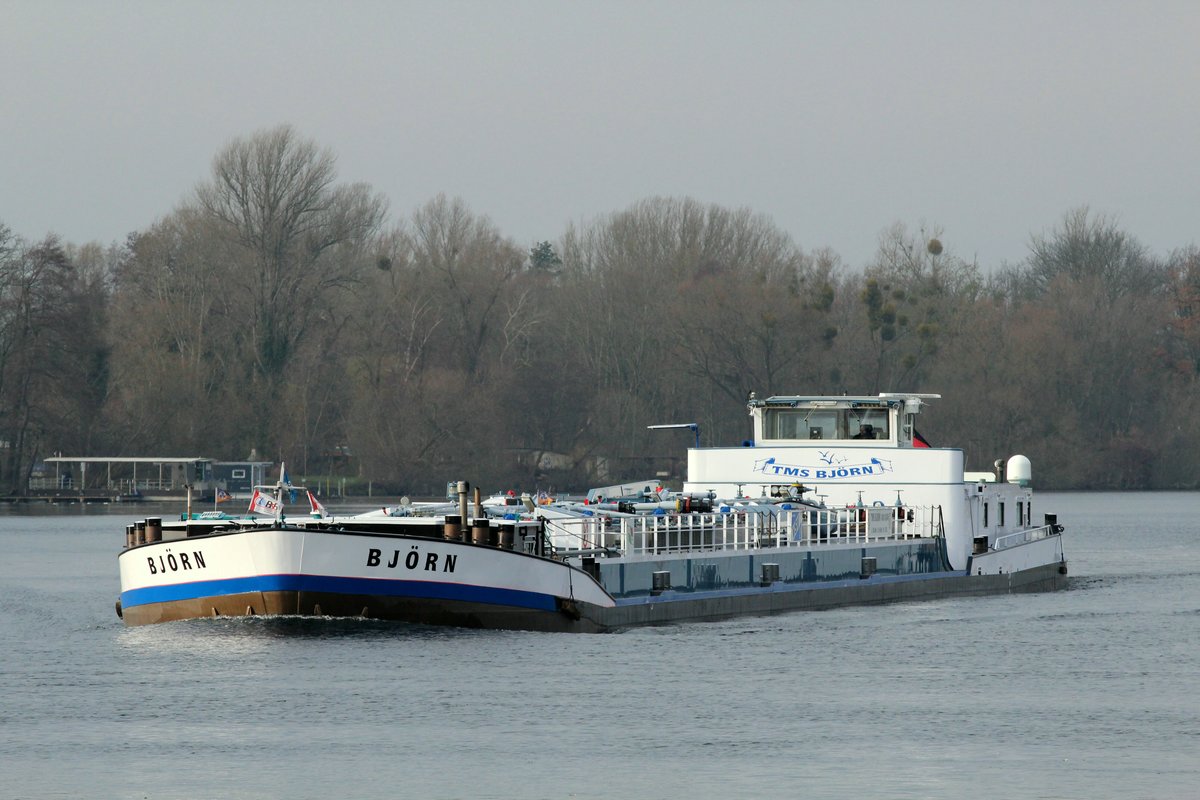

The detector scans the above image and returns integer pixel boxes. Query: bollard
[651,570,671,595]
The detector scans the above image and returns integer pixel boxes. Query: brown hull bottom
[118,561,1068,632]
[118,589,590,632]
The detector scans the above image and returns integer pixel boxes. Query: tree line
[2,125,1197,494]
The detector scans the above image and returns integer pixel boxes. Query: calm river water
[0,492,1196,799]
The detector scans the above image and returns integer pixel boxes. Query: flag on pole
[306,490,328,519]
[248,489,282,516]
[216,488,232,504]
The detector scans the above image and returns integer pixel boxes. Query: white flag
[249,489,281,517]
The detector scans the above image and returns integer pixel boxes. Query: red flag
[306,489,328,519]
[913,428,931,448]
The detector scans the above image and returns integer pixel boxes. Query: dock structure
[13,457,272,503]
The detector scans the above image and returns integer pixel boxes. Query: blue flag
[283,465,297,504]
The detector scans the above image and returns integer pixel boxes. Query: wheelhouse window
[848,409,889,440]
[763,409,840,440]
[762,407,891,441]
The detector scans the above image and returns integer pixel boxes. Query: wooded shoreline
[2,126,1196,494]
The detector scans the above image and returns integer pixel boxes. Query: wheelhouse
[750,393,940,447]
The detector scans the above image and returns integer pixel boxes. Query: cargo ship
[116,392,1067,630]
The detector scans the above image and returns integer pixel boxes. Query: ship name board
[367,545,457,573]
[753,454,894,480]
[147,548,207,575]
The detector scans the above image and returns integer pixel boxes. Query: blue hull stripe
[121,574,558,612]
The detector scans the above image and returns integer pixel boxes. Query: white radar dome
[1007,454,1032,486]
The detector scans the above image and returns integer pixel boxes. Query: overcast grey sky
[2,0,1197,269]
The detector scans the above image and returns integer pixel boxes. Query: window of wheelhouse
[848,408,889,440]
[761,407,890,441]
[763,409,841,440]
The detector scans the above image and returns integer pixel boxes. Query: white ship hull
[118,526,614,630]
[118,523,1065,631]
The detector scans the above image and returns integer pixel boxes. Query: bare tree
[408,195,527,380]
[0,229,93,491]
[555,197,834,473]
[845,222,982,393]
[104,208,246,453]
[1027,206,1165,299]
[194,125,387,452]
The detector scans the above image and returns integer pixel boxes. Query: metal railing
[993,524,1060,551]
[544,505,943,557]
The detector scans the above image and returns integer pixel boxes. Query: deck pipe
[457,481,469,536]
[470,485,491,545]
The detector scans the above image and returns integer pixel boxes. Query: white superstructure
[680,394,1038,570]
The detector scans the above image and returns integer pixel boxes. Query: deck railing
[544,505,944,557]
[992,524,1059,551]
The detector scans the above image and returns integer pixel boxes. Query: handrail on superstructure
[544,505,945,558]
[992,524,1060,551]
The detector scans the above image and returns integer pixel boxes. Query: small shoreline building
[21,457,273,503]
